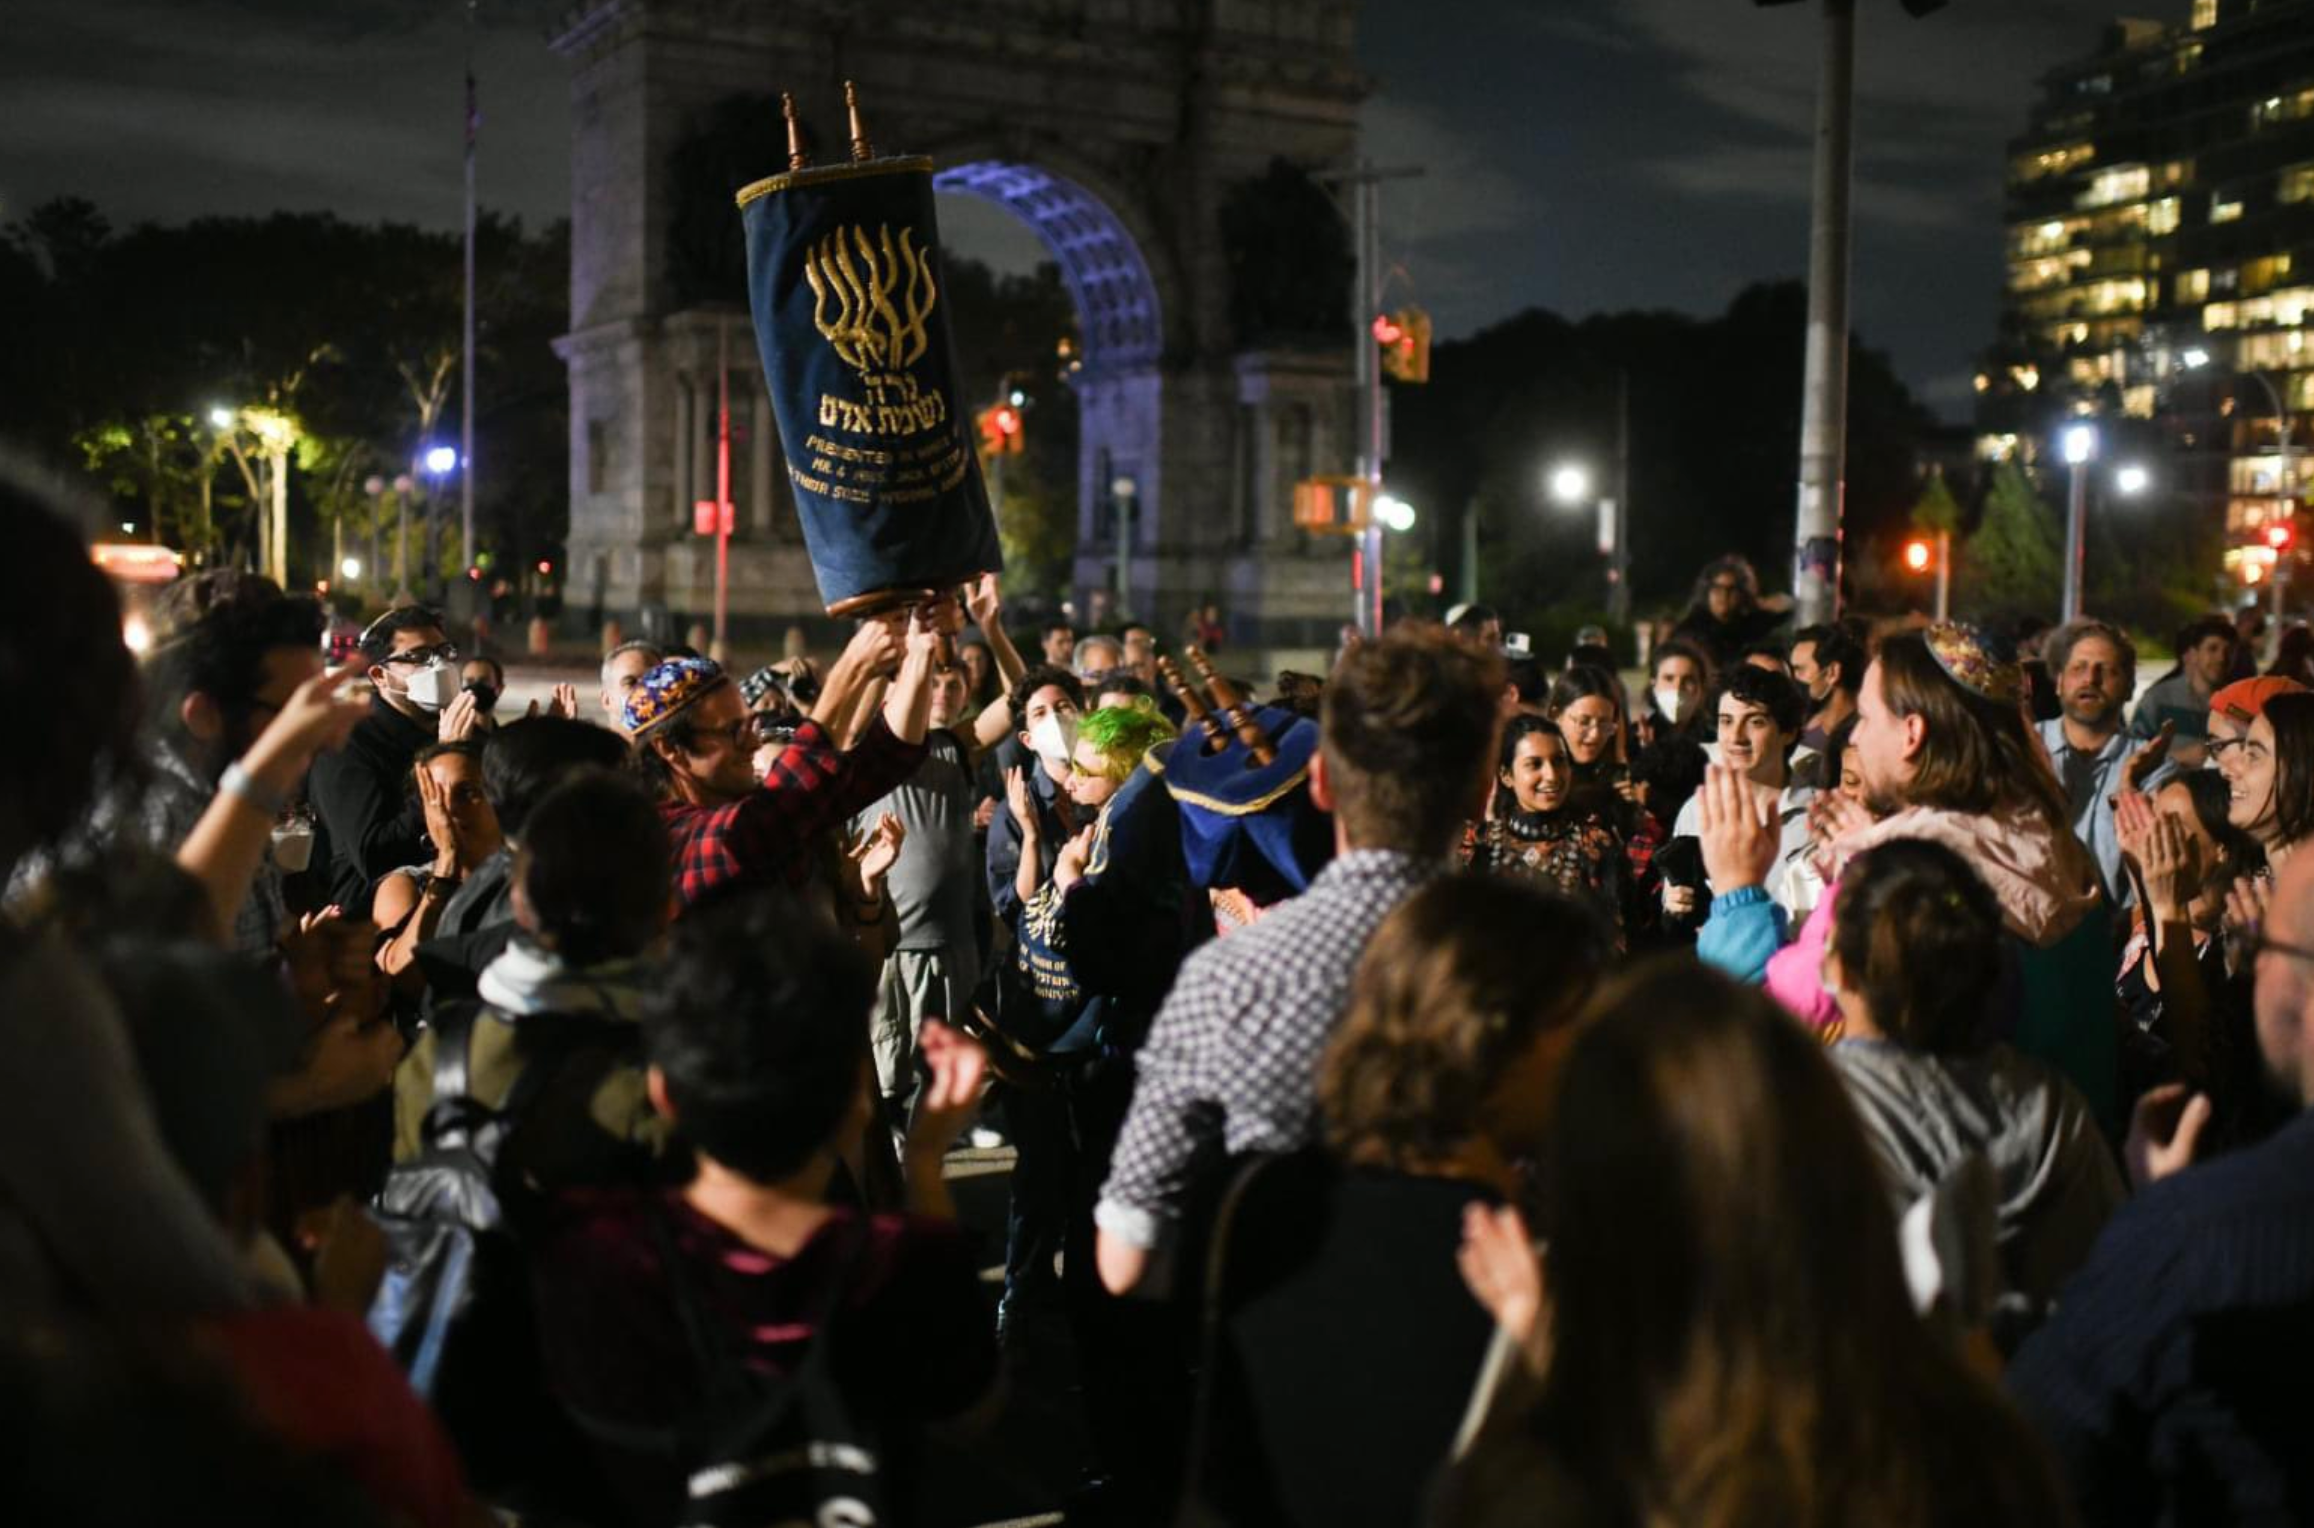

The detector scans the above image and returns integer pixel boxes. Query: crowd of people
[11,470,2314,1528]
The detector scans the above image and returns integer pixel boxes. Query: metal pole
[2063,460,2088,623]
[1353,171,1382,638]
[1460,500,1478,608]
[1793,0,1856,626]
[1113,483,1133,620]
[271,446,289,591]
[713,315,731,663]
[459,0,478,576]
[1611,367,1632,625]
[1935,529,1951,622]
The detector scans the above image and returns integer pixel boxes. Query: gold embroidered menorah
[803,224,939,375]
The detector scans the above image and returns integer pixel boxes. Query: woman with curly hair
[1184,875,1609,1528]
[1669,552,1793,675]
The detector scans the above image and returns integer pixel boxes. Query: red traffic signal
[976,403,1024,456]
[1374,308,1433,384]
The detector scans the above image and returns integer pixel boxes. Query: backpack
[570,1212,891,1528]
[365,1000,642,1501]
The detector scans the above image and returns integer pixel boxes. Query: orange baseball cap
[2209,676,2307,726]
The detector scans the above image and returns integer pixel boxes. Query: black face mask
[464,680,500,715]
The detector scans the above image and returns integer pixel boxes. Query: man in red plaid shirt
[629,599,951,911]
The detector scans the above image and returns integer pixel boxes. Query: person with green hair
[1002,696,1178,920]
[995,694,1182,1345]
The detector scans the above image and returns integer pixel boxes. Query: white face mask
[269,819,315,873]
[403,659,460,713]
[1653,686,1690,725]
[1028,713,1079,768]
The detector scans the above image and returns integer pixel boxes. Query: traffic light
[1374,307,1432,384]
[976,402,1024,456]
[1903,538,1933,573]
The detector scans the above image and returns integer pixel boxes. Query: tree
[1911,464,1962,536]
[1959,458,2061,624]
[73,412,210,548]
[1388,282,1937,633]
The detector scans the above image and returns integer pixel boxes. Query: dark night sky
[2,0,2146,420]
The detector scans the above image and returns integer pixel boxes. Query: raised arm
[176,668,368,942]
[964,575,1027,758]
[811,614,908,744]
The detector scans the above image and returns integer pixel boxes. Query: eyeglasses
[382,642,460,667]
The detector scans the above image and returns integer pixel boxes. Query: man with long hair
[1840,623,2116,1124]
[1700,623,2117,1129]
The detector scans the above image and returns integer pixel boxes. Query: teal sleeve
[1696,887,1788,985]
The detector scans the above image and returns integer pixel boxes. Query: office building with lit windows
[1984,0,2313,584]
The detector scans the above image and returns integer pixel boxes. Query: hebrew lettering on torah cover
[805,224,938,376]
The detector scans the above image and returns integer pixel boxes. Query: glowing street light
[2115,464,2151,496]
[341,556,364,580]
[1548,464,1592,506]
[423,445,460,476]
[1376,495,1418,533]
[2059,421,2098,621]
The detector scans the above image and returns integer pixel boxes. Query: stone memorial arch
[551,0,1365,647]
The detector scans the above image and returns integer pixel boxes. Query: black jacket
[308,694,435,912]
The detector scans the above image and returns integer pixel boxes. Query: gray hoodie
[1832,1038,2123,1309]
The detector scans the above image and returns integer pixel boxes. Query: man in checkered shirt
[629,600,951,913]
[1092,626,1506,1294]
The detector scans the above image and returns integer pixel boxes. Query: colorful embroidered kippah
[624,656,727,736]
[1923,621,2024,707]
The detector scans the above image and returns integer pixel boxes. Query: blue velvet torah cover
[1161,706,1335,899]
[737,156,1002,612]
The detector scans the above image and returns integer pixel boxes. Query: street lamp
[2115,464,2152,497]
[1376,495,1418,533]
[2060,422,2096,623]
[1545,459,1623,613]
[418,445,459,593]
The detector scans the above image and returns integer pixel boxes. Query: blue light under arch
[933,161,1163,373]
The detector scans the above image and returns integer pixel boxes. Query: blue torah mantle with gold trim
[1161,705,1333,900]
[737,156,1002,611]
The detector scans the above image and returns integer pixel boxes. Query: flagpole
[460,0,478,583]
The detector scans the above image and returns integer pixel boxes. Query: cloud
[1615,0,2123,236]
[0,0,570,229]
